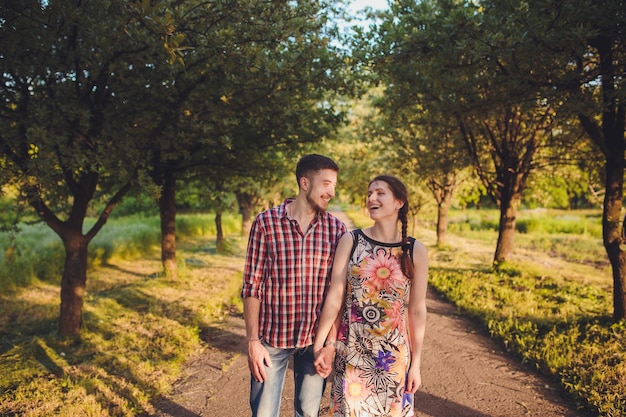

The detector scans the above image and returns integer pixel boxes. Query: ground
[146,211,590,417]
[147,290,587,417]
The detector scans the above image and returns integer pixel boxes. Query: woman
[313,175,428,417]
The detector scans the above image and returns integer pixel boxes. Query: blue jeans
[250,343,325,417]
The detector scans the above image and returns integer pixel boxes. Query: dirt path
[148,211,587,417]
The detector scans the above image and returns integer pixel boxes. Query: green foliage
[112,195,159,217]
[522,166,599,210]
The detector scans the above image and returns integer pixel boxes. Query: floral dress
[331,230,416,417]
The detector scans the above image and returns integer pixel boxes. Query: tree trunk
[578,34,626,320]
[436,191,453,247]
[602,130,626,321]
[428,175,456,247]
[215,211,224,252]
[436,201,448,247]
[236,191,255,237]
[493,196,518,265]
[29,176,132,338]
[159,168,177,279]
[58,232,89,337]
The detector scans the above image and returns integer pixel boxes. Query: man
[241,154,347,417]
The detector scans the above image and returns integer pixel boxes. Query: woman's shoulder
[335,230,358,257]
[410,238,428,260]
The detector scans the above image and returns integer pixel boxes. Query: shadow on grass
[199,310,247,357]
[139,398,201,417]
[101,261,162,279]
[428,265,611,328]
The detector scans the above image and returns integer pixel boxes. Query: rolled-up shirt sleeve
[241,216,265,299]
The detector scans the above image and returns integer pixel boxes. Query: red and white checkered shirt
[241,198,347,349]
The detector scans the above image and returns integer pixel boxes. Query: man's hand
[247,340,271,382]
[313,344,336,378]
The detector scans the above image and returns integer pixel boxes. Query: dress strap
[349,229,361,258]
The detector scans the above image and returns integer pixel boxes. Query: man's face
[304,169,337,213]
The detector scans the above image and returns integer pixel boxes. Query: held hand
[313,344,335,378]
[405,364,422,394]
[247,340,271,383]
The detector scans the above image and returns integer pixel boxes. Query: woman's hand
[405,364,422,394]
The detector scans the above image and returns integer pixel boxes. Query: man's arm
[244,296,271,382]
[241,217,271,382]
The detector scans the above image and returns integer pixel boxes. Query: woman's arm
[405,240,429,394]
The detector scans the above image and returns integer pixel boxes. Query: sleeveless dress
[331,229,416,417]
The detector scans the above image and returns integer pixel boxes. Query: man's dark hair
[295,154,339,182]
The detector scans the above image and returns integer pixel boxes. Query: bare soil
[147,211,590,417]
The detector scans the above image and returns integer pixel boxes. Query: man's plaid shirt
[241,198,347,349]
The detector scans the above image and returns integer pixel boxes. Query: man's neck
[287,197,318,231]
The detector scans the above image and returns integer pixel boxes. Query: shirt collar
[280,197,324,224]
[279,198,296,219]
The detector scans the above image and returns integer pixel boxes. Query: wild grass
[0,212,241,290]
[0,213,244,417]
[422,208,623,417]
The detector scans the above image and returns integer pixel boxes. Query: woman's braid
[399,203,414,279]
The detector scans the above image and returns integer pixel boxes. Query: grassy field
[1,208,624,416]
[0,213,246,417]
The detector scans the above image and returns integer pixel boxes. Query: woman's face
[366,180,403,220]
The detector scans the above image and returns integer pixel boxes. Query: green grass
[343,207,374,229]
[0,212,242,290]
[424,209,623,417]
[0,213,245,417]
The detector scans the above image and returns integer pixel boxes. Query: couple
[241,154,429,417]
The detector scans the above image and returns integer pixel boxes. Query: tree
[370,0,558,261]
[370,0,626,319]
[133,0,350,277]
[457,105,556,263]
[478,0,626,319]
[371,88,473,247]
[0,0,175,336]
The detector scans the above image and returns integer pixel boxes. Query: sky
[341,0,389,28]
[347,0,389,13]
